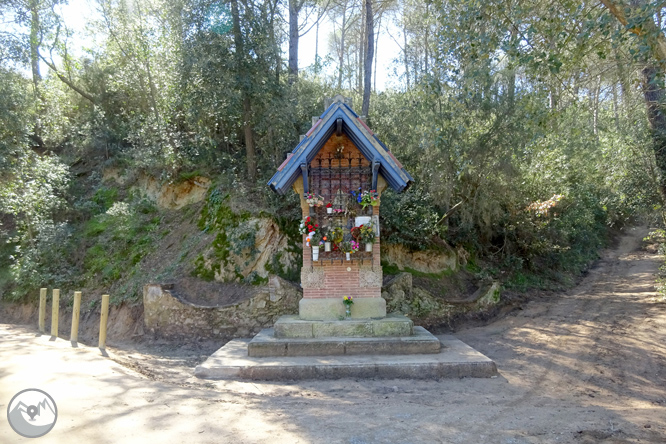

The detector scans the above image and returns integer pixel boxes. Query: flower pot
[325,242,331,252]
[355,216,371,227]
[365,243,373,252]
[346,252,351,261]
[327,207,333,214]
[312,246,319,261]
[306,231,315,247]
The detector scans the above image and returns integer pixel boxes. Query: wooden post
[51,289,60,338]
[99,294,109,349]
[70,291,82,343]
[38,288,47,333]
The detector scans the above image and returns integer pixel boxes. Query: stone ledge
[195,335,498,380]
[274,314,412,339]
[248,327,440,357]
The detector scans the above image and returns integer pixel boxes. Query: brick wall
[302,230,382,300]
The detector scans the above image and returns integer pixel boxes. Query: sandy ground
[1,226,665,443]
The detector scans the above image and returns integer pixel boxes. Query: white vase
[355,216,371,227]
[346,252,351,261]
[312,246,319,261]
[327,207,333,214]
[365,243,373,252]
[325,242,331,252]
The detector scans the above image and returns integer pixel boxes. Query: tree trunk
[315,18,320,73]
[29,0,42,98]
[243,95,256,180]
[144,59,161,124]
[288,0,299,84]
[374,15,380,92]
[612,82,620,129]
[358,6,364,94]
[642,65,666,201]
[231,0,256,181]
[507,27,517,111]
[268,0,280,83]
[362,0,374,117]
[403,18,409,89]
[601,0,666,204]
[337,3,347,90]
[593,75,601,139]
[424,2,429,74]
[613,32,631,120]
[29,0,43,147]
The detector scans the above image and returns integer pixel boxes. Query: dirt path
[453,226,666,443]
[2,226,665,443]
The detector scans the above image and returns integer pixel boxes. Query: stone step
[195,335,498,380]
[248,326,440,357]
[274,314,413,339]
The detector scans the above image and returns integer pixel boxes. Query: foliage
[358,223,375,243]
[80,198,161,293]
[1,0,665,303]
[379,187,445,251]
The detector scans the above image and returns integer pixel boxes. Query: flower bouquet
[326,202,333,214]
[331,226,344,245]
[305,193,325,207]
[358,223,376,252]
[350,188,379,210]
[342,295,353,318]
[360,190,379,209]
[340,240,359,260]
[299,216,319,237]
[310,232,323,260]
[320,227,332,252]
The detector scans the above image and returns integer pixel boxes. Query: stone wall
[143,276,301,340]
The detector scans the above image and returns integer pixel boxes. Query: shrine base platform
[248,326,441,357]
[194,335,497,380]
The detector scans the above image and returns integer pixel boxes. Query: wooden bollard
[51,289,60,338]
[38,288,47,333]
[99,294,109,349]
[70,291,82,343]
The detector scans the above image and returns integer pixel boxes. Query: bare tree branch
[39,54,97,105]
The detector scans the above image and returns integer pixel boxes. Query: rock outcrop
[382,272,500,327]
[381,244,457,274]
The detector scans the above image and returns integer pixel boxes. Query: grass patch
[92,186,118,212]
[178,170,203,182]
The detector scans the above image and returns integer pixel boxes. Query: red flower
[315,224,319,227]
[308,225,313,230]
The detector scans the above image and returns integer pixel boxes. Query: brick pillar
[299,199,384,320]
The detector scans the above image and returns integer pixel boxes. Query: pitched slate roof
[267,97,414,195]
